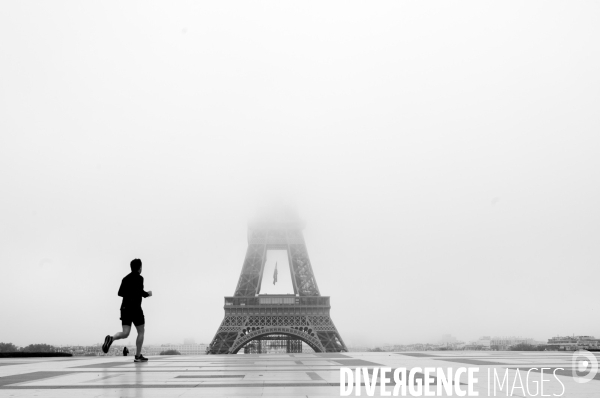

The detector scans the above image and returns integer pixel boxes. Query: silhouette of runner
[102,258,152,362]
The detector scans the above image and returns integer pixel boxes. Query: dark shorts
[120,309,145,327]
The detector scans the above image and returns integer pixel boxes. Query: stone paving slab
[0,351,598,397]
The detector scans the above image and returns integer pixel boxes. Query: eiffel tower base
[208,295,346,354]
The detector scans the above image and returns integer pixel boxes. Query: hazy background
[1,1,599,348]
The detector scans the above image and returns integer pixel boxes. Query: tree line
[0,342,56,353]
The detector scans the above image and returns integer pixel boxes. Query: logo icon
[572,350,599,383]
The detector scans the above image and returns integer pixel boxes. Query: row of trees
[0,343,56,353]
[159,349,181,355]
[509,343,546,351]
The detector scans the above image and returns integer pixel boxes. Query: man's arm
[117,278,126,297]
[140,276,151,298]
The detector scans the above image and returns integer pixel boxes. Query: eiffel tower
[207,211,347,354]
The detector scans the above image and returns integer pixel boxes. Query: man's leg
[113,325,131,341]
[135,324,145,356]
[103,324,131,353]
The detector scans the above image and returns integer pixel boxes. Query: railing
[224,295,330,307]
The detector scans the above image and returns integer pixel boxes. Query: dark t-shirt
[118,272,149,311]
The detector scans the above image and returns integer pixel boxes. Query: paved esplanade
[0,351,598,397]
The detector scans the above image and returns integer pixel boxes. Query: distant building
[346,346,370,352]
[437,335,465,350]
[547,336,600,351]
[463,336,492,350]
[439,334,458,345]
[151,343,208,355]
[490,337,535,350]
[380,345,405,352]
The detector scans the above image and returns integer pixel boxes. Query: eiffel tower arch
[208,212,347,354]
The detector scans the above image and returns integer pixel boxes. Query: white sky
[0,1,599,348]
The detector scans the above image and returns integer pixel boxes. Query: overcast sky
[1,1,599,348]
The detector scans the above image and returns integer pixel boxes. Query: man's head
[130,258,142,274]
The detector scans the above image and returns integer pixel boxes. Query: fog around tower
[1,1,599,348]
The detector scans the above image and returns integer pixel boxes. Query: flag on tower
[273,262,278,285]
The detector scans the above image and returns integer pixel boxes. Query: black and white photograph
[0,1,598,397]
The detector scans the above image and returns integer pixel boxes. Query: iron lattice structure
[243,335,303,354]
[208,215,347,354]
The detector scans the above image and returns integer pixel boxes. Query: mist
[1,1,599,348]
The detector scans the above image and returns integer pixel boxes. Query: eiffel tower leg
[207,314,248,355]
[308,315,348,352]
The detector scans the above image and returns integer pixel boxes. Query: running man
[102,258,152,362]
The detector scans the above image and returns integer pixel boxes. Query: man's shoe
[134,355,148,362]
[102,335,113,354]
